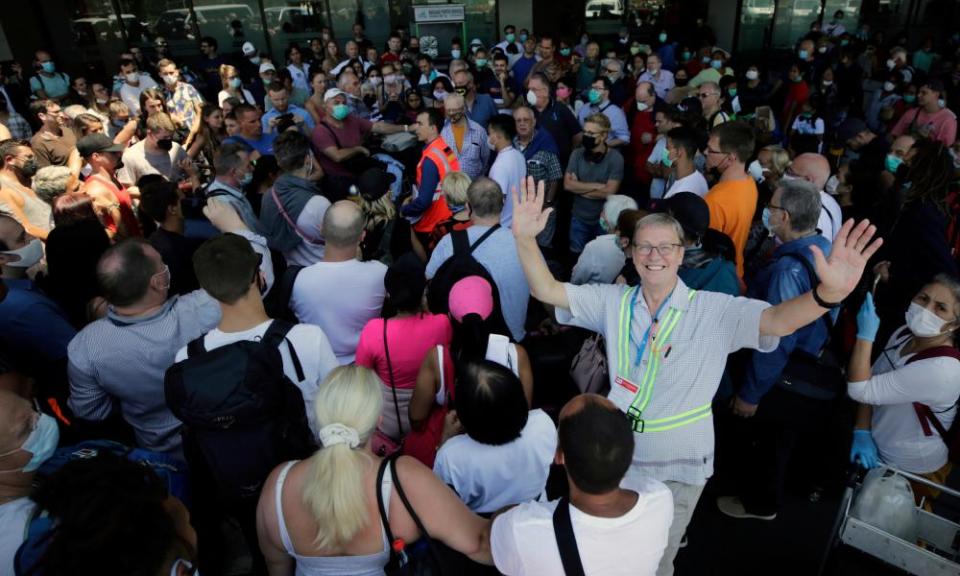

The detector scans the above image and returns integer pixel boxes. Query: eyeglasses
[605,68,619,74]
[583,131,605,137]
[634,243,682,257]
[698,92,719,99]
[705,147,725,155]
[767,203,788,214]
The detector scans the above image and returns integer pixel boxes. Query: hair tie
[319,423,361,449]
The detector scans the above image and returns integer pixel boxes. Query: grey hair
[932,274,960,321]
[466,176,504,218]
[777,178,821,233]
[633,213,684,245]
[32,166,72,204]
[602,195,638,230]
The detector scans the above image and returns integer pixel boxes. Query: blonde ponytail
[302,365,384,550]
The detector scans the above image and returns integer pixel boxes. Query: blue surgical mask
[710,59,722,69]
[0,412,59,473]
[40,61,56,74]
[761,207,775,234]
[798,49,809,60]
[662,147,673,168]
[332,103,350,120]
[506,33,516,43]
[451,49,461,59]
[885,154,904,173]
[588,88,602,104]
[659,33,668,43]
[239,170,253,186]
[519,34,528,43]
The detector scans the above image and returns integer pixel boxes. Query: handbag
[553,497,586,576]
[372,320,404,457]
[376,453,444,575]
[774,254,845,400]
[570,333,609,395]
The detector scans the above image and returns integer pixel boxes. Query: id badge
[609,376,639,411]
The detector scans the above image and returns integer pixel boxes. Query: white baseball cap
[324,88,347,102]
[242,42,257,56]
[259,62,276,74]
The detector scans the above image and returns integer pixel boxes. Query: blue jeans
[569,216,603,254]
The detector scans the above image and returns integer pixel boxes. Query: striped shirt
[557,278,779,485]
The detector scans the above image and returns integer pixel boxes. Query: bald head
[791,153,831,191]
[321,200,364,248]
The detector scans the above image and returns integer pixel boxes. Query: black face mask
[18,159,38,177]
[675,77,689,87]
[581,134,598,151]
[157,138,174,151]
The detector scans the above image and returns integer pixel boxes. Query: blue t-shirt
[0,279,76,361]
[30,72,71,99]
[512,55,538,86]
[224,132,277,156]
[467,94,499,129]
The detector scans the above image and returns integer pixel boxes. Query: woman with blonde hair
[218,64,256,107]
[256,365,492,575]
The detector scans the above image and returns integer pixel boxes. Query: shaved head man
[788,153,843,240]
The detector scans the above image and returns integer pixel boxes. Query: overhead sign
[413,4,466,22]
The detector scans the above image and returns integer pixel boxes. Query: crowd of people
[0,11,959,576]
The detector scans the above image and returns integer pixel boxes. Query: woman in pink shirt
[355,254,452,448]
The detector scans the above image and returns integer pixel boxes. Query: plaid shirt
[440,118,490,181]
[165,82,204,131]
[3,113,32,140]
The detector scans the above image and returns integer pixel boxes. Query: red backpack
[909,345,960,463]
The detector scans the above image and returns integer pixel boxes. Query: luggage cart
[819,464,960,575]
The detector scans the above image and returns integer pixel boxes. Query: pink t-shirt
[310,116,374,178]
[355,313,453,390]
[891,107,957,146]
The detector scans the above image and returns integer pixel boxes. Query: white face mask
[525,89,538,106]
[1,238,43,268]
[162,73,178,86]
[125,72,140,84]
[747,159,765,182]
[883,81,896,92]
[636,101,649,112]
[905,302,953,337]
[746,70,759,81]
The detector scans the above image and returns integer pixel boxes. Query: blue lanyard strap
[628,289,673,368]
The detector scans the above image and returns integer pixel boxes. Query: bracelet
[812,284,842,309]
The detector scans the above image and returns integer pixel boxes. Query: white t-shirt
[491,476,673,576]
[118,74,159,116]
[290,259,387,364]
[664,170,709,198]
[118,140,188,185]
[283,195,331,267]
[647,137,668,200]
[218,88,256,107]
[817,190,843,241]
[490,146,527,228]
[175,320,338,436]
[0,497,35,575]
[434,409,557,514]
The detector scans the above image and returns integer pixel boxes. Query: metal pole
[255,0,273,58]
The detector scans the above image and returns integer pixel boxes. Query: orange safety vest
[413,138,461,233]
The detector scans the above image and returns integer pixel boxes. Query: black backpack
[427,225,502,316]
[164,320,315,501]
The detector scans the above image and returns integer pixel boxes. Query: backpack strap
[270,187,325,246]
[383,319,403,438]
[469,224,501,253]
[552,497,586,576]
[451,228,471,256]
[907,347,960,438]
[186,334,207,357]
[260,320,306,382]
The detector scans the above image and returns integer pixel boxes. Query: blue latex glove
[856,293,881,342]
[850,429,880,469]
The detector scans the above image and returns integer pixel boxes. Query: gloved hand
[856,293,881,342]
[850,429,880,469]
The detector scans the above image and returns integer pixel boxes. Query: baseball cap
[77,134,125,159]
[448,276,494,323]
[259,62,276,74]
[356,167,395,202]
[324,88,347,102]
[242,41,257,56]
[662,192,709,243]
[837,117,868,142]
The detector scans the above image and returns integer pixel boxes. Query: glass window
[262,0,329,66]
[771,0,822,49]
[68,0,138,77]
[463,0,496,49]
[739,0,775,53]
[190,0,263,57]
[584,0,625,36]
[329,0,361,46]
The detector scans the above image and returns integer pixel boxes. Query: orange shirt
[452,122,466,151]
[705,177,757,278]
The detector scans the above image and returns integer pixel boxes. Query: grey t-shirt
[567,147,624,222]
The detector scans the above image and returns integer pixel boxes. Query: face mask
[885,154,904,173]
[97,97,109,105]
[559,48,571,57]
[40,62,55,74]
[229,77,242,89]
[588,89,602,104]
[112,118,127,128]
[162,73,178,86]
[582,134,598,151]
[239,170,253,186]
[125,72,140,83]
[433,90,447,101]
[451,49,461,59]
[0,413,59,473]
[659,33,668,43]
[157,138,174,151]
[701,55,711,64]
[883,81,895,92]
[798,50,809,60]
[761,207,776,234]
[747,159,765,182]
[903,94,916,104]
[476,58,488,68]
[519,34,528,43]
[841,39,849,46]
[728,88,738,97]
[746,70,759,81]
[526,89,538,106]
[18,158,38,177]
[792,75,803,83]
[250,56,261,65]
[369,76,382,86]
[710,59,722,70]
[556,87,572,101]
[886,59,897,70]
[906,302,953,337]
[1,238,42,268]
[332,103,350,120]
[487,137,497,151]
[606,73,620,83]
[169,559,196,576]
[506,33,516,43]
[939,98,946,108]
[682,51,691,61]
[637,101,649,112]
[818,46,828,54]
[662,147,673,167]
[675,77,688,87]
[822,80,834,87]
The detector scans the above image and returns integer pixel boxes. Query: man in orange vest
[402,108,461,237]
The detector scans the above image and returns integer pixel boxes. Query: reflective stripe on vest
[416,139,461,199]
[616,287,711,433]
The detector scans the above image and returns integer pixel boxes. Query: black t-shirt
[534,100,582,169]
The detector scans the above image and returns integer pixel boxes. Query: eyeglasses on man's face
[633,243,682,257]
